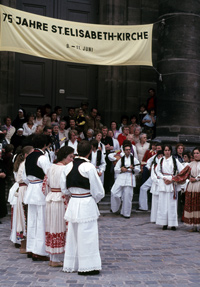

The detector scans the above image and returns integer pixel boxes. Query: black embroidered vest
[25,149,45,180]
[66,158,90,190]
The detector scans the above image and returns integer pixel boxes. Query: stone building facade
[1,0,200,144]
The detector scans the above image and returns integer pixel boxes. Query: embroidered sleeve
[172,165,191,183]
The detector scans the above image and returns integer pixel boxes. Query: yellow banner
[0,5,153,66]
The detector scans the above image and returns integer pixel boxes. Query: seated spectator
[12,108,26,130]
[63,107,75,128]
[95,131,106,155]
[50,112,58,126]
[54,106,63,123]
[85,129,94,141]
[129,115,140,134]
[43,126,53,137]
[3,116,16,143]
[66,119,84,140]
[64,130,78,154]
[142,108,156,139]
[34,107,43,126]
[136,133,150,163]
[133,126,142,144]
[110,121,120,139]
[35,125,44,135]
[52,123,60,153]
[119,115,129,133]
[107,130,120,152]
[138,104,148,127]
[10,128,26,153]
[126,133,136,146]
[58,120,68,145]
[117,125,130,147]
[95,113,104,133]
[0,127,9,152]
[76,108,86,132]
[22,113,37,136]
[42,104,52,126]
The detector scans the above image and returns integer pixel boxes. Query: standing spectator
[2,144,15,200]
[108,130,120,152]
[3,116,16,143]
[84,108,98,134]
[12,108,27,130]
[146,88,157,112]
[22,113,37,136]
[0,149,7,224]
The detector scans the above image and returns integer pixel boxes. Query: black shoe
[121,215,130,219]
[136,208,147,211]
[15,243,21,248]
[171,226,176,231]
[27,252,32,258]
[78,270,100,276]
[162,225,168,230]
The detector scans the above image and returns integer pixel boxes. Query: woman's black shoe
[162,225,168,230]
[78,270,100,276]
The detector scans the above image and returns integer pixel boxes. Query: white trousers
[139,177,152,210]
[63,220,101,272]
[27,204,48,256]
[10,205,21,245]
[150,194,159,223]
[156,192,178,227]
[111,185,133,217]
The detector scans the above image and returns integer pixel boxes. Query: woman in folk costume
[156,144,184,230]
[45,146,74,267]
[14,146,34,253]
[150,151,163,223]
[166,147,200,232]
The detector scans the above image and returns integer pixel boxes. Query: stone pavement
[0,211,200,287]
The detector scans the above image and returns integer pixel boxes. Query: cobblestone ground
[0,211,200,287]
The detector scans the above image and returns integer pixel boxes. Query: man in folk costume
[60,140,105,275]
[23,134,51,260]
[111,141,140,218]
[89,139,106,184]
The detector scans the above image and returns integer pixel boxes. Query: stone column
[156,1,200,144]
